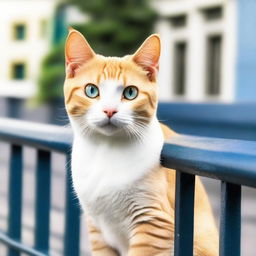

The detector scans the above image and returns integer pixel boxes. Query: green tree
[36,0,157,103]
[37,42,65,103]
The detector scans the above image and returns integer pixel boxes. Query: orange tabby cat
[64,28,218,256]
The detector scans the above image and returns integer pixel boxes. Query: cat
[64,28,219,256]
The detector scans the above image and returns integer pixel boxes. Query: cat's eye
[84,84,99,98]
[123,86,138,100]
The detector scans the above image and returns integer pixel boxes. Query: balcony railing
[0,116,256,256]
[0,118,78,256]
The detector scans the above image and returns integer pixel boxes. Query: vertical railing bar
[34,150,51,254]
[219,182,241,256]
[7,144,23,256]
[174,170,195,256]
[64,154,80,256]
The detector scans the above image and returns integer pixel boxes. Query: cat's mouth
[94,119,123,136]
[99,121,117,129]
[86,115,130,136]
[97,118,116,128]
[96,117,128,129]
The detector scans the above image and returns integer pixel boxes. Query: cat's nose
[103,108,118,118]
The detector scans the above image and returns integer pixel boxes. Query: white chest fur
[71,117,164,254]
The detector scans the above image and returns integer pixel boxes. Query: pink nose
[103,109,118,118]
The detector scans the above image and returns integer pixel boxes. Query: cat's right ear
[132,34,161,82]
[65,28,95,78]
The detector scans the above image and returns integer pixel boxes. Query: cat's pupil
[90,87,94,94]
[129,88,133,95]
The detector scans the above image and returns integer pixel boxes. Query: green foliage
[36,43,65,103]
[36,0,157,103]
[69,0,157,56]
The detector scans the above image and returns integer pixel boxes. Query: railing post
[34,150,51,254]
[7,145,23,256]
[174,171,195,256]
[64,154,80,256]
[219,182,241,256]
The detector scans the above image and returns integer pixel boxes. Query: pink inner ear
[66,62,81,79]
[146,65,159,81]
[65,30,95,78]
[133,35,160,82]
[134,54,159,81]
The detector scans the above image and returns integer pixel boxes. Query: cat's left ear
[132,34,161,82]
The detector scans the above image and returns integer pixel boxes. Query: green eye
[85,84,99,98]
[123,86,138,100]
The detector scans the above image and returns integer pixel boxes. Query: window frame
[12,22,27,41]
[10,62,27,80]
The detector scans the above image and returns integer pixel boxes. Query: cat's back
[160,123,177,140]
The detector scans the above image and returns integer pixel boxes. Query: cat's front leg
[127,220,174,256]
[86,216,119,256]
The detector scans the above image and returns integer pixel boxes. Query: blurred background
[0,0,256,255]
[0,0,255,124]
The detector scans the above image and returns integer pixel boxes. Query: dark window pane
[173,42,187,95]
[202,6,223,21]
[14,24,26,40]
[12,63,25,80]
[206,35,222,95]
[169,15,187,28]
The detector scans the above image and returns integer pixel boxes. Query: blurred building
[154,0,235,102]
[154,0,256,102]
[0,0,57,99]
[0,0,256,123]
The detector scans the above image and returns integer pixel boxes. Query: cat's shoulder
[159,123,178,140]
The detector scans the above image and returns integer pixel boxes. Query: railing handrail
[0,118,72,153]
[1,117,256,187]
[162,135,256,188]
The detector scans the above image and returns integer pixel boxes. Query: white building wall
[153,0,237,102]
[0,0,57,98]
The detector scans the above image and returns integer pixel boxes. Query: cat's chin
[93,123,123,137]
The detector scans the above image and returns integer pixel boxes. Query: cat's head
[64,29,160,138]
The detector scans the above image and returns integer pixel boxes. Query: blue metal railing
[0,118,78,256]
[162,135,256,256]
[0,117,256,255]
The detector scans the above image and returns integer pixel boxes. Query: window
[169,15,187,28]
[11,63,26,80]
[13,24,26,40]
[206,35,222,95]
[173,42,187,95]
[202,6,223,21]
